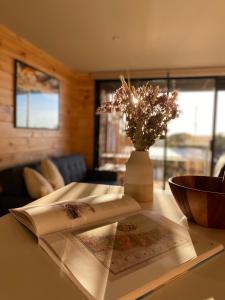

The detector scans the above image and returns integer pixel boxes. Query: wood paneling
[0,25,94,170]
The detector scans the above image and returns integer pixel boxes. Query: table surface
[0,182,225,300]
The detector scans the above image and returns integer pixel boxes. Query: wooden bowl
[168,175,225,228]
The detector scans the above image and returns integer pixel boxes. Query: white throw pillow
[40,159,65,190]
[23,167,54,199]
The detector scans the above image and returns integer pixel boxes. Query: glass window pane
[214,90,225,174]
[166,78,215,186]
[97,79,167,186]
[96,78,216,188]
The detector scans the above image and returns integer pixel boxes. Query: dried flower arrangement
[97,77,179,151]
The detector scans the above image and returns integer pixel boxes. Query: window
[95,77,224,187]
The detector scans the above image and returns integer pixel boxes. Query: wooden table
[0,182,225,300]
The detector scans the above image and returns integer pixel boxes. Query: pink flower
[97,77,179,151]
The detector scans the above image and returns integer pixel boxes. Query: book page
[75,213,189,276]
[10,194,140,237]
[40,211,223,300]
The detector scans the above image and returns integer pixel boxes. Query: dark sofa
[0,154,117,217]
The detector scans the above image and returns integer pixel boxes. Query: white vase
[124,150,153,203]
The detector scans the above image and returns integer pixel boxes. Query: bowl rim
[168,175,225,195]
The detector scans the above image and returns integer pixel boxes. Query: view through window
[96,77,225,188]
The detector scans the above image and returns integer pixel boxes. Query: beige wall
[0,26,94,170]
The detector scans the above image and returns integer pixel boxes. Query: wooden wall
[0,26,94,170]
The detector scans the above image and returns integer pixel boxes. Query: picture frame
[14,60,60,130]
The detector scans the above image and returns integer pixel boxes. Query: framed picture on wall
[14,61,60,129]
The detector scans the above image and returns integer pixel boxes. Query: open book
[10,192,223,300]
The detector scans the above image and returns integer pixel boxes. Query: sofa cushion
[84,170,118,185]
[40,159,65,190]
[52,154,87,184]
[23,167,54,199]
[0,194,30,216]
[0,162,40,197]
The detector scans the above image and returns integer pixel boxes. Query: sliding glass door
[97,81,129,183]
[164,78,215,187]
[95,77,223,187]
[96,79,168,186]
[213,78,225,175]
